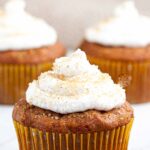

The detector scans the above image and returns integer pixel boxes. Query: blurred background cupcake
[13,50,134,150]
[0,0,66,104]
[80,0,150,103]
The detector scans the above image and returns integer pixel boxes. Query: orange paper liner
[0,63,52,104]
[88,56,150,103]
[13,119,133,150]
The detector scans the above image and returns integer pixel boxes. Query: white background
[0,103,150,150]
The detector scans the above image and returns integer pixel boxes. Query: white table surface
[0,103,150,150]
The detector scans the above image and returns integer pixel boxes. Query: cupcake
[13,50,134,150]
[0,0,66,104]
[80,1,150,103]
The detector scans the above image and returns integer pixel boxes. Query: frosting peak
[26,50,125,114]
[5,0,26,14]
[85,1,150,47]
[53,49,99,77]
[114,1,139,18]
[0,0,57,50]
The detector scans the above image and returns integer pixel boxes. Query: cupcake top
[0,0,57,51]
[85,1,150,47]
[26,49,125,114]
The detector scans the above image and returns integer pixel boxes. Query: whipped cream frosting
[0,0,57,50]
[85,1,150,47]
[26,50,125,114]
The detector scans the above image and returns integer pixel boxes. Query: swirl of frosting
[85,1,150,47]
[0,0,57,50]
[26,49,125,114]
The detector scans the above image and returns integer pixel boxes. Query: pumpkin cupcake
[13,50,134,150]
[0,0,66,104]
[80,1,150,103]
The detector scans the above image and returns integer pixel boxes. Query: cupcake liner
[0,63,52,104]
[88,56,150,103]
[13,119,133,150]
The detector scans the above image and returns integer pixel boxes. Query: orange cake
[13,50,134,150]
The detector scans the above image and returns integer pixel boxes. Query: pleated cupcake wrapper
[88,56,150,103]
[0,63,52,104]
[13,119,133,150]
